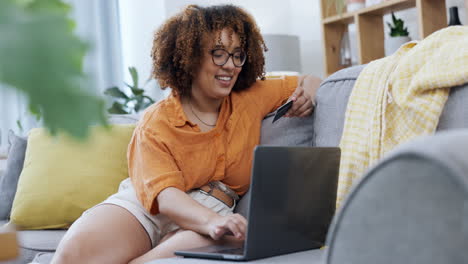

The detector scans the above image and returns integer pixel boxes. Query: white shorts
[85,178,235,248]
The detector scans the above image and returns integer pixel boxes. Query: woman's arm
[158,187,247,240]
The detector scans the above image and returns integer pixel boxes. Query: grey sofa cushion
[18,230,66,252]
[0,131,27,220]
[313,65,364,147]
[260,111,314,147]
[437,83,468,130]
[32,252,55,264]
[326,129,468,264]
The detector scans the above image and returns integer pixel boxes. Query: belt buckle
[212,181,239,201]
[206,182,233,207]
[219,184,229,194]
[213,181,228,193]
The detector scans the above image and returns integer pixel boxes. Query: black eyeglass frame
[210,48,246,68]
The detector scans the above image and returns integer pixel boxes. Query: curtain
[0,86,28,154]
[70,0,123,95]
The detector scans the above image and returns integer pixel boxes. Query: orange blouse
[128,76,298,214]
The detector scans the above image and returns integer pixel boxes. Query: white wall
[164,0,294,35]
[289,0,324,77]
[118,0,167,101]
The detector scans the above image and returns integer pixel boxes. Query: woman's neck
[188,91,223,114]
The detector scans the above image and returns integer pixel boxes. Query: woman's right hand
[158,187,247,241]
[206,213,248,241]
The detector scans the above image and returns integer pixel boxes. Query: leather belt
[199,182,237,208]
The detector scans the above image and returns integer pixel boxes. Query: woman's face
[191,29,243,100]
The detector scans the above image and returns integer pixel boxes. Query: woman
[52,4,320,264]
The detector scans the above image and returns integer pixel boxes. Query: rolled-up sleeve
[245,76,298,117]
[127,127,185,214]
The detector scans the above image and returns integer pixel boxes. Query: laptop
[175,146,341,261]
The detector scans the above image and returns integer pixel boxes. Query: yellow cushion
[10,124,136,229]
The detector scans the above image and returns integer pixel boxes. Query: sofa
[1,64,467,264]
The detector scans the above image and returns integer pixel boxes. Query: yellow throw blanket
[337,26,468,208]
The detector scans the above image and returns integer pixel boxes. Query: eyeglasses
[210,49,246,67]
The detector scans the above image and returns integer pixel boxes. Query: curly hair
[151,4,267,97]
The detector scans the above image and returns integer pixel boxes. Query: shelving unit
[320,0,447,76]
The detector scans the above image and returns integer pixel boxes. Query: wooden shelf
[322,11,354,25]
[320,0,447,76]
[323,0,416,24]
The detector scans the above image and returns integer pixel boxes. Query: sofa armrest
[326,129,468,264]
[376,129,468,177]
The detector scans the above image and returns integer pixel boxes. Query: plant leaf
[133,95,143,112]
[104,86,129,99]
[134,102,142,113]
[24,0,71,13]
[0,0,107,139]
[16,119,23,132]
[143,95,155,104]
[129,66,138,89]
[124,82,134,89]
[141,100,153,110]
[132,88,145,96]
[108,102,129,114]
[387,12,409,37]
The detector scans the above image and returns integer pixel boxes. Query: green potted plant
[104,67,155,115]
[385,12,411,56]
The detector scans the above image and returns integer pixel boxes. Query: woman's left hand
[285,74,321,118]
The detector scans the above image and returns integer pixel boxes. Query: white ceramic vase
[365,0,383,7]
[385,36,411,56]
[347,2,365,12]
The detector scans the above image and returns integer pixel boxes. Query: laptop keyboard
[216,247,244,255]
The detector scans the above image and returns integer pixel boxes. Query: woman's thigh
[52,204,151,264]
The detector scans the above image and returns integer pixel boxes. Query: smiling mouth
[215,76,232,81]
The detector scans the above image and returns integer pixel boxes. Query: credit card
[272,100,293,123]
